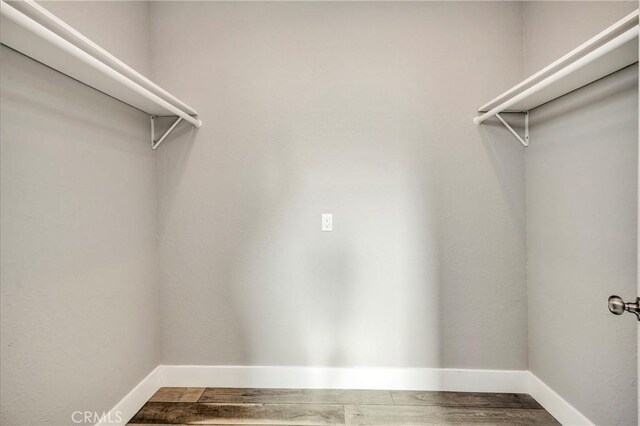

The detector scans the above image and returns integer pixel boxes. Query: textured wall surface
[152,1,528,369]
[524,4,638,425]
[0,2,159,425]
[526,65,638,426]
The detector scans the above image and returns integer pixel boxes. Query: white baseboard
[100,365,593,426]
[158,365,529,393]
[525,371,594,426]
[96,366,162,426]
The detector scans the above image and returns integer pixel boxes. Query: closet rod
[473,25,638,125]
[0,0,202,128]
[18,0,198,116]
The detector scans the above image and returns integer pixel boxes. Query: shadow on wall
[222,125,444,369]
[1,48,146,154]
[154,1,531,370]
[155,78,531,371]
[157,99,445,370]
[480,114,527,236]
[154,85,533,371]
[529,63,639,141]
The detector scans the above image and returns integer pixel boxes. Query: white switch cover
[322,214,333,231]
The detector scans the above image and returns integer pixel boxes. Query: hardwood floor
[128,387,561,425]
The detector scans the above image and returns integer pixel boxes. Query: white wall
[524,3,639,425]
[0,2,159,425]
[152,1,528,369]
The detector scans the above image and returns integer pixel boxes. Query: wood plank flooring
[128,387,560,425]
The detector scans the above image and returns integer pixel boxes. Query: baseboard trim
[96,366,162,426]
[101,365,593,426]
[525,371,594,426]
[158,365,529,393]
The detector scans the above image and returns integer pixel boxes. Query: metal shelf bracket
[495,111,529,147]
[151,115,183,150]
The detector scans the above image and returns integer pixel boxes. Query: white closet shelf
[0,0,202,149]
[474,9,639,145]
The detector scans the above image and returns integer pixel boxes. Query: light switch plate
[322,214,332,231]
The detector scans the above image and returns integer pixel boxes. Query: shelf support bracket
[495,112,529,147]
[151,115,183,150]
